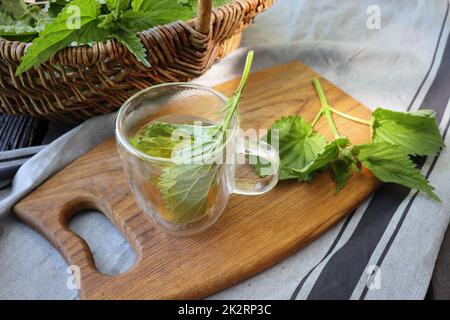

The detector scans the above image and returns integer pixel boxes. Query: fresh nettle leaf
[109,30,149,67]
[256,115,326,180]
[106,0,131,15]
[96,0,195,67]
[158,163,218,224]
[131,0,193,26]
[130,136,179,158]
[353,142,440,201]
[130,121,220,224]
[290,138,350,182]
[371,108,444,156]
[130,123,180,159]
[48,0,70,18]
[330,145,359,191]
[130,121,217,159]
[331,158,353,192]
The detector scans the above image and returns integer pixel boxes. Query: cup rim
[115,82,238,164]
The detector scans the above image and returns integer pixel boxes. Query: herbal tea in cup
[115,52,280,235]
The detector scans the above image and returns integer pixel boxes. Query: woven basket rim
[0,0,252,64]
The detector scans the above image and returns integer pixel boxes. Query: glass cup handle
[233,140,280,195]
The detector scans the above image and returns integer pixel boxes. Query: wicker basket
[0,0,273,123]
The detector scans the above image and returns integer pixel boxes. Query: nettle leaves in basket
[257,78,444,201]
[15,0,202,75]
[0,0,52,42]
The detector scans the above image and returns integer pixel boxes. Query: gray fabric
[1,0,449,299]
[431,225,450,299]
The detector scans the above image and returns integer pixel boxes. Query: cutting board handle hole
[69,210,137,276]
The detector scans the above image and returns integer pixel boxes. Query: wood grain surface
[13,61,381,300]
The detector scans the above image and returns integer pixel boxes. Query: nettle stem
[311,78,371,137]
[329,107,371,125]
[222,51,254,132]
[312,78,340,138]
[311,109,323,128]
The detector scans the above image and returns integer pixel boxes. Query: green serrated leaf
[130,122,180,158]
[290,138,350,182]
[371,108,444,156]
[331,158,352,191]
[354,142,440,201]
[114,10,151,32]
[331,145,359,191]
[105,0,131,12]
[97,12,115,30]
[130,121,220,223]
[158,163,218,224]
[75,21,109,45]
[131,0,193,25]
[110,30,150,67]
[256,115,327,180]
[48,0,70,18]
[130,121,218,159]
[130,136,179,158]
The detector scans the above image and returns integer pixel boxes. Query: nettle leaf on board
[331,146,359,192]
[256,115,327,180]
[290,137,350,183]
[353,142,440,201]
[371,108,444,156]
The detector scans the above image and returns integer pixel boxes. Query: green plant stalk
[329,107,371,125]
[312,78,340,138]
[310,109,323,128]
[221,51,254,132]
[324,107,340,138]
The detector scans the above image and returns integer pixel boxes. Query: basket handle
[196,0,212,34]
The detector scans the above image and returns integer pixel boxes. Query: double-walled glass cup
[115,83,279,236]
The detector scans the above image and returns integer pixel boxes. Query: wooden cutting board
[13,62,380,300]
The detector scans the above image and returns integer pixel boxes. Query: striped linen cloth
[1,0,449,299]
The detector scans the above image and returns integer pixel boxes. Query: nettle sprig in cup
[130,52,255,225]
[119,51,279,235]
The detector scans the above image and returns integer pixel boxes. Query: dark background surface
[0,112,448,300]
[0,114,74,152]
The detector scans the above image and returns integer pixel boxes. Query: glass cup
[115,83,279,236]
